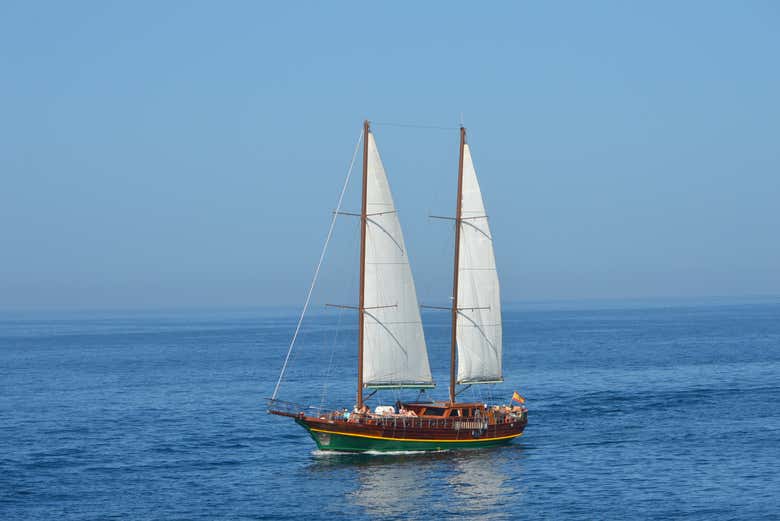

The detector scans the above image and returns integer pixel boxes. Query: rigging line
[271,128,363,401]
[320,219,360,409]
[366,216,405,254]
[319,300,344,410]
[372,121,460,131]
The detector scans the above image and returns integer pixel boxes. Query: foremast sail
[449,127,502,402]
[358,122,433,406]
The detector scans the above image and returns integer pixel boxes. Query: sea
[1,300,779,520]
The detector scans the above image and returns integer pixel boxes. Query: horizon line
[1,294,778,316]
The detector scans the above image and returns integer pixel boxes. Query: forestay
[362,132,434,388]
[456,144,503,384]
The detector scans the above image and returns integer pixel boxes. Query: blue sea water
[1,301,779,520]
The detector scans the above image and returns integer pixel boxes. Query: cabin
[404,402,486,419]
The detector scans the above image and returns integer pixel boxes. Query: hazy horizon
[2,295,779,318]
[2,2,779,311]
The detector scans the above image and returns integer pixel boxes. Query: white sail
[363,132,434,388]
[456,144,503,384]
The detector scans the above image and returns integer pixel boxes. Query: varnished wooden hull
[294,414,527,452]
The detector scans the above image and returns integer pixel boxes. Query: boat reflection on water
[445,449,520,519]
[308,445,525,520]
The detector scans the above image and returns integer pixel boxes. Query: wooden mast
[450,126,466,404]
[357,120,370,409]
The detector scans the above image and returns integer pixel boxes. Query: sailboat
[268,121,527,451]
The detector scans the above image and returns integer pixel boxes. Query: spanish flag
[512,391,526,404]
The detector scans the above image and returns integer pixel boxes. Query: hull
[295,416,525,452]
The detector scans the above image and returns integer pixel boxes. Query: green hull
[296,420,521,452]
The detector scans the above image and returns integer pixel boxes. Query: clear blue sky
[1,1,778,310]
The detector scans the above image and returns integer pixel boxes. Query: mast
[450,126,466,404]
[357,120,369,409]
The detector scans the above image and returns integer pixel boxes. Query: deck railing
[268,397,526,430]
[266,398,330,418]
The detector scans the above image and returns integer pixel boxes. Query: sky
[1,1,779,311]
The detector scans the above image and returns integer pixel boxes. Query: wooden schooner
[268,121,527,451]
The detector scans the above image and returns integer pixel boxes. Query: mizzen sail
[456,143,503,384]
[362,132,434,388]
